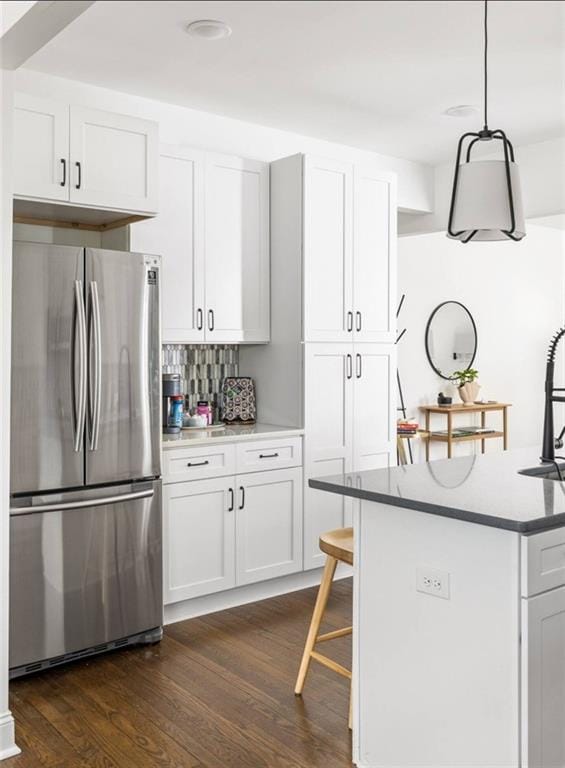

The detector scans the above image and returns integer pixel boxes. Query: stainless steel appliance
[9,243,162,678]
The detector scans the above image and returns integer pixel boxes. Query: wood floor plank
[8,578,354,768]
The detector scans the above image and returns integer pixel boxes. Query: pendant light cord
[483,0,488,130]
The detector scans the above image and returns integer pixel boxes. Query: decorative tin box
[221,377,256,423]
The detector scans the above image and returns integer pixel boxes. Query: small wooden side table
[419,403,511,460]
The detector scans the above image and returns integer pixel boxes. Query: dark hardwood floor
[8,578,353,768]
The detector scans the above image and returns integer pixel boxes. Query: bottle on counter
[170,395,184,429]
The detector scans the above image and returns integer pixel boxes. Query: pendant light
[447,0,525,242]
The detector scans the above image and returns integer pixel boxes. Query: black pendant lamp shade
[447,0,526,243]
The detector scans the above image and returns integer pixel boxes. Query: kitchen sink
[518,463,565,482]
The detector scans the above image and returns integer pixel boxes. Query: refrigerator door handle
[10,488,154,516]
[88,281,102,451]
[72,280,87,453]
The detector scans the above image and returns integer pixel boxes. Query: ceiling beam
[1,0,95,70]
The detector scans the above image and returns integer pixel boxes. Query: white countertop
[161,422,304,449]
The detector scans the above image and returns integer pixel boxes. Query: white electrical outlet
[416,567,450,600]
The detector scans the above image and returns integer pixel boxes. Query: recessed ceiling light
[443,105,479,118]
[186,20,232,40]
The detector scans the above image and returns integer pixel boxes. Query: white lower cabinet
[303,343,395,570]
[236,468,303,586]
[522,584,565,767]
[164,476,235,602]
[163,439,303,605]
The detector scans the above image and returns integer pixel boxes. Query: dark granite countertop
[309,448,565,533]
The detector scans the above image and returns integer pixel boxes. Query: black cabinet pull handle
[356,311,362,332]
[187,460,209,467]
[196,308,203,330]
[228,487,234,511]
[239,485,245,510]
[346,354,352,380]
[208,309,214,331]
[259,452,279,459]
[60,158,66,187]
[356,353,362,379]
[75,161,82,190]
[347,311,353,332]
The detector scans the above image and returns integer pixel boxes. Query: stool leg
[348,680,353,730]
[295,555,338,695]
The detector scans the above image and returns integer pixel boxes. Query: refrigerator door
[9,480,162,672]
[85,248,160,485]
[11,242,86,495]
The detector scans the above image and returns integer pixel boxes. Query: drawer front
[235,437,302,474]
[163,444,236,484]
[522,527,565,597]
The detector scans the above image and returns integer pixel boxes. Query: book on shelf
[432,426,496,437]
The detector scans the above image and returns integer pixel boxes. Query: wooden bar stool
[295,527,354,728]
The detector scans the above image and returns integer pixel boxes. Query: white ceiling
[24,0,565,165]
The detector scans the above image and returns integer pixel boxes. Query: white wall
[13,68,434,214]
[398,225,565,461]
[0,67,19,761]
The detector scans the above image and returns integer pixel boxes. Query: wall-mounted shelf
[13,198,151,233]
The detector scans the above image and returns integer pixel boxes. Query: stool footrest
[310,651,352,679]
[317,626,353,643]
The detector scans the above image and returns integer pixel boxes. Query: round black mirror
[425,301,477,380]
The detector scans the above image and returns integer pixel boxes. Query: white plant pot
[458,381,480,405]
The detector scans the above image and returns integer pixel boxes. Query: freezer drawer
[9,480,162,673]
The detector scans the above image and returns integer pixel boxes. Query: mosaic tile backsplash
[161,344,239,412]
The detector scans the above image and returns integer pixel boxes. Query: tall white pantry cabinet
[240,153,397,570]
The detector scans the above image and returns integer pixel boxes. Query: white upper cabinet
[69,106,158,212]
[204,154,270,343]
[130,147,205,343]
[269,153,396,345]
[13,94,158,215]
[132,148,270,345]
[354,168,396,342]
[14,94,69,202]
[303,156,354,342]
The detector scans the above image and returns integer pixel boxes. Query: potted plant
[452,368,480,405]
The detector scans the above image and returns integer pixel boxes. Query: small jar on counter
[196,400,213,425]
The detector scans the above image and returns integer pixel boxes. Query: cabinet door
[522,586,565,767]
[303,155,354,342]
[14,93,69,201]
[204,153,269,343]
[69,106,158,213]
[163,477,235,603]
[353,168,396,342]
[304,344,353,570]
[236,468,303,586]
[353,344,396,471]
[130,146,205,342]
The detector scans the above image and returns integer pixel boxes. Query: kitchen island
[310,448,565,768]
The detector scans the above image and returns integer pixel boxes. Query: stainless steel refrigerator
[9,242,162,678]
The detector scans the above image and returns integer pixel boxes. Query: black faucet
[542,327,565,463]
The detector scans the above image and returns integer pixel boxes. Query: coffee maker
[162,373,182,433]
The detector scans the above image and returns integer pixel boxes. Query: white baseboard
[0,712,20,761]
[164,564,352,626]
